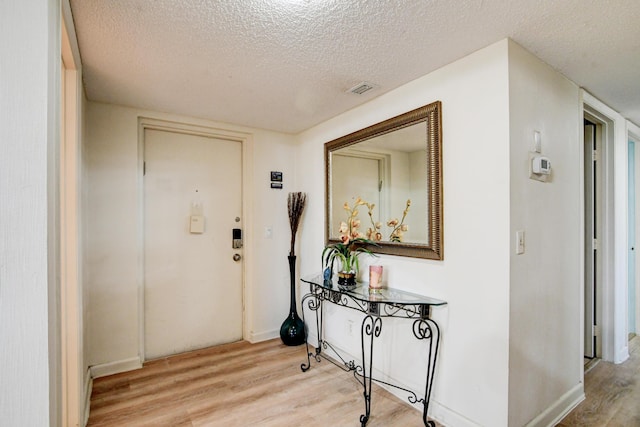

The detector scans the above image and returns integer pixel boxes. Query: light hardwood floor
[89,337,640,426]
[88,339,434,426]
[558,336,640,426]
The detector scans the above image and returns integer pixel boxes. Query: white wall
[0,1,60,425]
[297,40,512,427]
[507,41,582,426]
[86,103,140,366]
[409,149,429,242]
[85,102,298,368]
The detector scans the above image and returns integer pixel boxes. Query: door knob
[233,253,242,262]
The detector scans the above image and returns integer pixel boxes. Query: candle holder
[369,265,383,293]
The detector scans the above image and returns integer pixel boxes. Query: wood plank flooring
[88,339,433,426]
[89,337,640,426]
[558,336,640,426]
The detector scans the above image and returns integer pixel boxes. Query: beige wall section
[0,1,60,425]
[507,40,582,426]
[86,103,140,366]
[85,102,297,368]
[297,40,512,427]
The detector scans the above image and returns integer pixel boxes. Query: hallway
[558,337,640,426]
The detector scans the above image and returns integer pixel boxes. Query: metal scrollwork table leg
[357,314,382,426]
[300,291,323,372]
[413,317,440,427]
[300,284,442,427]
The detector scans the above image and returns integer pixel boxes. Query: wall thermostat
[532,156,551,175]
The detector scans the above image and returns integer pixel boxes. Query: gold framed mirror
[325,101,443,260]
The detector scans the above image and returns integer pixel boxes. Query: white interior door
[144,128,243,360]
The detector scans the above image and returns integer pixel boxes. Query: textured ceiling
[69,0,640,134]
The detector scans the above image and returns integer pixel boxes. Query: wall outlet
[347,320,355,337]
[516,230,525,255]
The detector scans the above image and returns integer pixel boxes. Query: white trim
[582,111,602,359]
[614,110,630,363]
[629,121,640,142]
[582,90,629,364]
[61,0,82,69]
[241,129,255,350]
[428,401,482,427]
[83,371,92,427]
[583,108,607,359]
[629,121,640,337]
[89,357,142,379]
[246,329,280,343]
[136,117,253,362]
[578,93,587,374]
[61,11,85,427]
[524,383,585,427]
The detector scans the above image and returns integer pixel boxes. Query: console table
[299,273,447,427]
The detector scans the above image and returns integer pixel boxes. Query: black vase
[279,255,306,346]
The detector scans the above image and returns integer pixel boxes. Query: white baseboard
[308,340,483,427]
[89,356,142,379]
[380,380,585,427]
[246,328,279,343]
[428,400,482,427]
[371,367,481,427]
[525,383,585,427]
[83,370,92,426]
[306,331,318,347]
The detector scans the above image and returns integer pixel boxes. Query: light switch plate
[190,215,205,234]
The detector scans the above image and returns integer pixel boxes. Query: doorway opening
[584,117,603,362]
[583,91,633,367]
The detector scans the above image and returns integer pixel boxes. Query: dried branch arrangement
[288,192,307,256]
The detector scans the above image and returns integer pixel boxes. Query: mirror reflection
[325,101,443,260]
[329,121,428,244]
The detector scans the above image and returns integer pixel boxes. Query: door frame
[629,121,640,337]
[582,90,630,364]
[583,118,602,359]
[60,7,85,426]
[136,118,254,362]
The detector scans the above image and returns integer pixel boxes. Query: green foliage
[322,238,376,275]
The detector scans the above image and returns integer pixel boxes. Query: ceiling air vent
[347,81,378,95]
